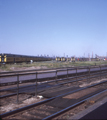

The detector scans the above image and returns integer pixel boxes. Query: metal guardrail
[0,66,107,103]
[0,65,107,77]
[0,66,106,87]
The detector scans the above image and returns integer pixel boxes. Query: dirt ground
[0,66,48,72]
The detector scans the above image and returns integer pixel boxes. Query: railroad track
[0,66,107,119]
[0,65,107,86]
[0,68,107,99]
[0,67,107,101]
[0,80,107,119]
[0,65,101,75]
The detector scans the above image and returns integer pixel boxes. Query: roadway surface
[0,67,107,84]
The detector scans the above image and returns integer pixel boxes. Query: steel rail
[0,67,106,87]
[0,65,107,77]
[1,68,107,92]
[0,80,107,118]
[0,67,107,87]
[0,70,100,86]
[0,71,107,99]
[0,92,22,99]
[0,65,107,100]
[0,70,104,92]
[43,72,107,92]
[43,89,107,120]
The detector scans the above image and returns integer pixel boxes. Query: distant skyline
[0,0,107,57]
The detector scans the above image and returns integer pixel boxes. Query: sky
[0,0,107,58]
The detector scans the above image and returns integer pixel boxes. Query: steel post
[35,72,38,97]
[56,70,57,84]
[76,68,77,81]
[89,67,90,82]
[76,67,79,86]
[67,69,68,79]
[100,66,101,80]
[87,67,88,82]
[17,75,19,103]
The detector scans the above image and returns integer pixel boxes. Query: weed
[0,60,107,71]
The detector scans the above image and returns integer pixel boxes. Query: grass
[0,60,107,71]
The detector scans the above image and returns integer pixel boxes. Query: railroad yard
[1,0,107,119]
[0,63,107,119]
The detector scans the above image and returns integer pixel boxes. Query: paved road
[0,67,107,84]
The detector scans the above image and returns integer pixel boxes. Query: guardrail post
[87,67,90,83]
[17,75,19,103]
[67,69,68,79]
[100,66,101,80]
[89,67,90,82]
[35,72,38,97]
[56,70,57,84]
[76,67,79,86]
[87,67,88,82]
[76,68,77,81]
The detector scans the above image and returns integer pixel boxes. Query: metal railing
[0,65,107,103]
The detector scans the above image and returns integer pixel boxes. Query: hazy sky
[0,0,107,57]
